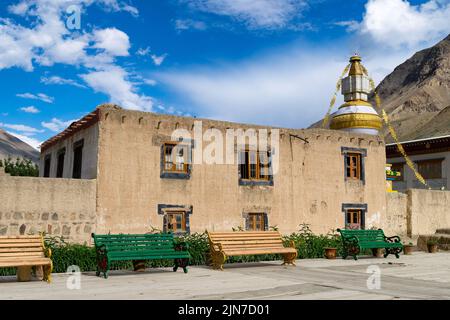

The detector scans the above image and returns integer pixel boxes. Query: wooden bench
[92,233,191,278]
[337,228,403,260]
[0,235,53,282]
[207,231,297,270]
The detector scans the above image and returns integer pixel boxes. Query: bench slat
[0,252,45,258]
[0,243,43,248]
[0,258,51,268]
[0,247,45,253]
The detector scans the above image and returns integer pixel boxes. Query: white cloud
[6,131,42,150]
[93,28,130,57]
[1,1,156,113]
[8,2,30,15]
[137,47,168,66]
[0,122,44,134]
[184,0,307,29]
[98,0,139,16]
[16,92,54,103]
[20,106,40,114]
[359,0,450,48]
[81,67,154,111]
[143,78,157,86]
[137,47,151,56]
[174,19,207,31]
[334,20,360,32]
[41,118,77,132]
[151,53,168,66]
[41,76,86,88]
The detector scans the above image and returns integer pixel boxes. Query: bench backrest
[0,236,46,260]
[207,231,285,251]
[92,233,176,253]
[338,229,386,242]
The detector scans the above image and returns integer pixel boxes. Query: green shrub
[0,157,39,177]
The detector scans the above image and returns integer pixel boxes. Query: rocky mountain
[0,129,39,163]
[376,34,450,142]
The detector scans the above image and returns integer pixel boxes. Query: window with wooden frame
[345,153,362,180]
[164,211,186,233]
[163,142,189,173]
[416,159,443,179]
[345,209,362,230]
[246,213,266,231]
[239,149,271,181]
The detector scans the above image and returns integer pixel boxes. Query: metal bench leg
[43,261,53,283]
[211,251,226,270]
[282,252,297,266]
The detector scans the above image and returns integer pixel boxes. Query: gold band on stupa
[330,113,383,130]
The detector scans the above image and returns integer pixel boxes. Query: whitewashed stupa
[329,55,382,135]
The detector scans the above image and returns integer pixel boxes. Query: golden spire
[348,55,364,76]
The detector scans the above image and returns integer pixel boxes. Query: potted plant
[427,239,439,253]
[324,247,337,259]
[403,242,414,255]
[372,248,384,258]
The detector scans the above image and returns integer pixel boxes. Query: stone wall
[385,189,450,237]
[0,173,96,243]
[384,192,408,237]
[407,189,450,236]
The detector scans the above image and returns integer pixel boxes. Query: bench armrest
[384,235,401,243]
[95,243,108,256]
[40,233,52,259]
[175,240,190,251]
[209,242,223,252]
[286,240,296,249]
[342,235,359,246]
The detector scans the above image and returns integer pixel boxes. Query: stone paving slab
[1,252,449,300]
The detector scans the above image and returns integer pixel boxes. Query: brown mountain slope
[375,34,450,142]
[0,129,39,163]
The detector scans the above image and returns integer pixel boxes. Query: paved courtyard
[1,252,450,300]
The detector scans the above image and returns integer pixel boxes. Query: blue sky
[0,0,449,149]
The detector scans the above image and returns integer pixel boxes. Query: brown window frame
[165,211,186,233]
[345,153,362,180]
[162,142,189,174]
[246,213,266,231]
[345,209,362,230]
[239,149,271,181]
[416,159,443,180]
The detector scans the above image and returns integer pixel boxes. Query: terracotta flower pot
[403,245,414,255]
[372,248,384,258]
[324,247,337,259]
[427,244,438,253]
[132,260,147,272]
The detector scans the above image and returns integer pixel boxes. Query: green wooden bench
[91,233,190,278]
[337,229,403,260]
